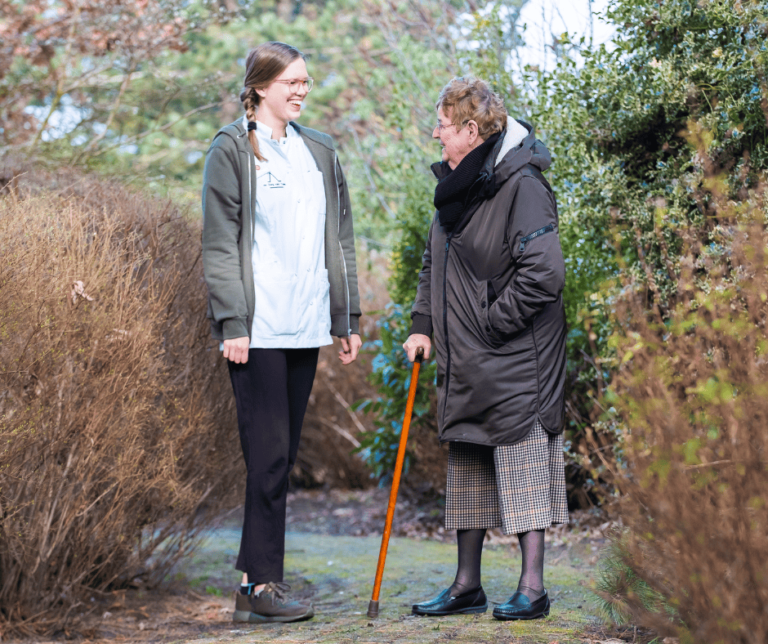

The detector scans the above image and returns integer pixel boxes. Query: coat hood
[490,117,551,182]
[431,117,551,192]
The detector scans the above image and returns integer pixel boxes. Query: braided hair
[241,42,306,162]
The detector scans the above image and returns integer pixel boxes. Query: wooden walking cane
[367,347,424,619]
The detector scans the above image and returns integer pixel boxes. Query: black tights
[517,529,545,600]
[448,528,546,600]
[448,529,486,595]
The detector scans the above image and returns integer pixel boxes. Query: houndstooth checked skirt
[445,421,569,535]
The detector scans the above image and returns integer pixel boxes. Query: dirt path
[41,491,631,644]
[175,529,599,644]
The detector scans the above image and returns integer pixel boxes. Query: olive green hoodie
[202,119,360,341]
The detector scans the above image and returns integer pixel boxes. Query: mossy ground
[171,527,601,643]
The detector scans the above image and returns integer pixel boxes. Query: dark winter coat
[410,118,566,446]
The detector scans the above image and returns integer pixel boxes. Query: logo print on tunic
[262,172,285,189]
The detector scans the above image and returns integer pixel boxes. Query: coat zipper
[237,127,255,335]
[441,233,453,419]
[333,153,352,336]
[439,173,486,422]
[518,224,554,252]
[443,174,486,420]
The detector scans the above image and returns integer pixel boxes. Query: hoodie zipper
[333,153,352,337]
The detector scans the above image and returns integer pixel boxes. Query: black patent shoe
[492,589,550,620]
[412,586,488,616]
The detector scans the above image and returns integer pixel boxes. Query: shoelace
[263,581,292,605]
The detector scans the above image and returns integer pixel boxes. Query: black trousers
[227,347,319,584]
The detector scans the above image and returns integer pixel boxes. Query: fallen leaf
[71,280,94,304]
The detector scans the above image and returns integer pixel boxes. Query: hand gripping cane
[367,347,424,619]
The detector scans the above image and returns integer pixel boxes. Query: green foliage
[349,0,527,476]
[531,0,768,500]
[537,0,768,354]
[355,305,436,479]
[205,585,224,597]
[387,182,437,308]
[593,531,667,627]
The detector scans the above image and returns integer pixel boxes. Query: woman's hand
[223,336,250,364]
[403,333,431,363]
[339,334,362,365]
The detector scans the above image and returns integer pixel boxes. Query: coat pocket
[477,280,533,352]
[296,268,331,336]
[252,270,302,337]
[518,224,555,253]
[475,280,509,350]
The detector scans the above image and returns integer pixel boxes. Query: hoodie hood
[494,116,528,165]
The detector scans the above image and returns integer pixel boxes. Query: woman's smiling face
[256,57,310,128]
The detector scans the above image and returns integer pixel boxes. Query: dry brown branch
[305,413,361,449]
[610,167,768,641]
[0,166,242,635]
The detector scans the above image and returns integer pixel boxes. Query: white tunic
[246,117,332,348]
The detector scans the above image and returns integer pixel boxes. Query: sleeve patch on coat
[518,224,555,252]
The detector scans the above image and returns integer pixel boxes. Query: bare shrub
[296,346,376,488]
[293,249,443,492]
[606,160,768,641]
[290,249,387,489]
[0,169,241,634]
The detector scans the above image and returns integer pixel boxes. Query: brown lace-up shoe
[233,582,314,623]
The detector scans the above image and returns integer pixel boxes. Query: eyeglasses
[272,77,314,92]
[435,119,466,132]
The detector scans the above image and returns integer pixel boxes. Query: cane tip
[367,600,379,618]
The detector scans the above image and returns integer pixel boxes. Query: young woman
[201,42,361,623]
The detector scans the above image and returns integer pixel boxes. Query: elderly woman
[403,77,568,620]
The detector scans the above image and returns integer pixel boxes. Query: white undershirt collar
[243,116,297,145]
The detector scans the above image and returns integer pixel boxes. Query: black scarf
[434,131,501,234]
